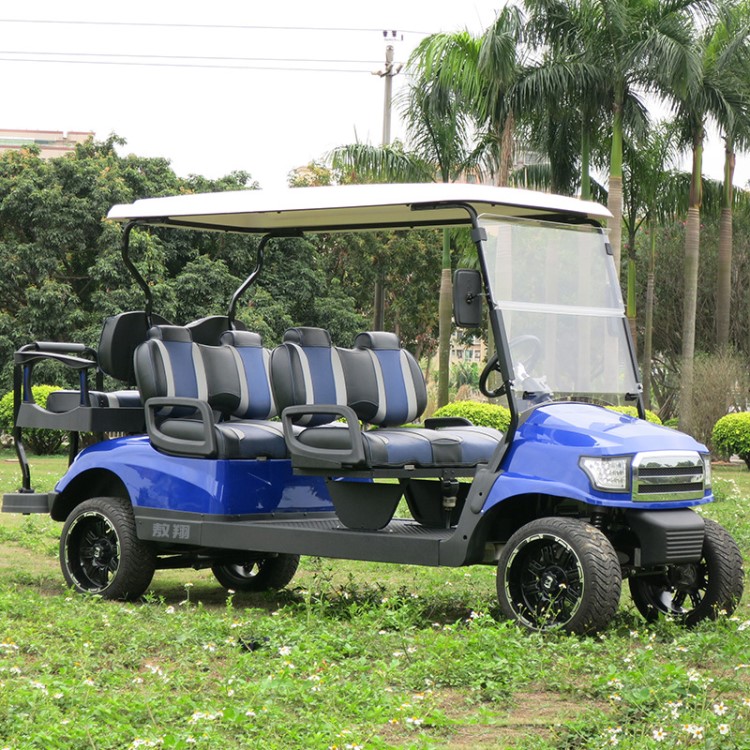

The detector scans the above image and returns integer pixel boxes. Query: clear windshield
[480,214,640,405]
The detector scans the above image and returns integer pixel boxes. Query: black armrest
[281,404,366,468]
[14,350,95,370]
[144,397,217,457]
[32,341,94,355]
[424,416,473,429]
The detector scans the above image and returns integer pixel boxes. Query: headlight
[579,456,631,493]
[702,454,712,490]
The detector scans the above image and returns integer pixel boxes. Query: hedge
[0,385,66,455]
[712,412,750,469]
[432,400,511,431]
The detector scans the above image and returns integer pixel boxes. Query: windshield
[480,215,640,405]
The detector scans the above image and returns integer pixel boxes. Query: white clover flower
[652,727,667,742]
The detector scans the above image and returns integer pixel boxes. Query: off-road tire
[629,518,744,625]
[497,517,622,634]
[60,496,156,600]
[212,554,300,592]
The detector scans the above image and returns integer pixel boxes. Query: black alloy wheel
[60,497,155,600]
[497,517,622,634]
[629,518,744,625]
[212,554,300,592]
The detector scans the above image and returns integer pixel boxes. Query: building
[0,129,94,159]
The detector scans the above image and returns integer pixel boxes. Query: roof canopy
[107,183,612,234]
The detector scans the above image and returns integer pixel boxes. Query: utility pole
[372,31,402,330]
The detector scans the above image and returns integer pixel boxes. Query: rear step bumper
[2,492,54,514]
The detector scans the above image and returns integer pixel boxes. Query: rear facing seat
[272,327,504,471]
[15,311,170,434]
[134,326,289,459]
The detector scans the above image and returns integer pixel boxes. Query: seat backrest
[220,330,276,420]
[349,331,426,427]
[270,327,347,426]
[186,315,247,346]
[98,311,171,385]
[134,325,241,417]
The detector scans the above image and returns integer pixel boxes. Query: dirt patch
[378,687,607,749]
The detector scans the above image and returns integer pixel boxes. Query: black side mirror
[453,269,483,328]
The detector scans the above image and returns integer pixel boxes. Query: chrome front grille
[632,451,706,502]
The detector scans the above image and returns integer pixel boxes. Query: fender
[56,435,334,516]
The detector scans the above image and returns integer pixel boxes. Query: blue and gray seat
[134,326,288,459]
[272,328,503,471]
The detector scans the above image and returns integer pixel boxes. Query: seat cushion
[296,425,469,468]
[433,426,504,466]
[296,424,503,468]
[158,418,293,459]
[46,389,142,413]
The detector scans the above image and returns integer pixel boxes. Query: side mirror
[453,269,483,328]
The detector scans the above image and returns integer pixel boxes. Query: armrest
[144,397,217,458]
[424,416,473,429]
[281,404,366,468]
[14,350,95,370]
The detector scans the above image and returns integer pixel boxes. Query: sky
[1,1,746,191]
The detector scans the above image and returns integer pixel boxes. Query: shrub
[689,351,750,448]
[607,405,662,425]
[432,400,511,431]
[0,385,66,455]
[712,412,750,469]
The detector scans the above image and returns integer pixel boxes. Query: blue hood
[514,403,706,454]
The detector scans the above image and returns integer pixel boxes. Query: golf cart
[2,183,744,634]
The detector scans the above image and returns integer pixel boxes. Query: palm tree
[408,5,525,187]
[329,76,479,408]
[714,3,750,350]
[622,124,682,407]
[521,0,706,279]
[671,11,750,433]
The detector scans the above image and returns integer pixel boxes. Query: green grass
[0,453,748,749]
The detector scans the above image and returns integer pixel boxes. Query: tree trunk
[607,97,624,278]
[678,128,704,435]
[495,113,515,188]
[678,206,701,434]
[437,229,452,408]
[716,144,735,350]
[642,225,657,412]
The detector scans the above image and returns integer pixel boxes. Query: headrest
[220,330,263,348]
[353,331,401,350]
[186,315,247,345]
[98,310,171,384]
[147,325,193,343]
[282,327,332,348]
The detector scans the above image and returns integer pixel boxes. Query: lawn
[0,454,748,749]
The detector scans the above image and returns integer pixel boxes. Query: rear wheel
[629,518,744,625]
[497,517,622,634]
[212,554,300,592]
[60,497,155,600]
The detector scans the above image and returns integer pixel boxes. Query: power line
[0,55,371,73]
[0,49,382,65]
[0,18,430,34]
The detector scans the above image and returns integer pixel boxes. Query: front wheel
[212,554,300,592]
[60,497,156,600]
[629,518,744,625]
[497,517,622,634]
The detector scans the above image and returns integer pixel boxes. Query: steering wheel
[479,335,543,399]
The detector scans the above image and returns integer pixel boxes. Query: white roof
[107,182,612,233]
